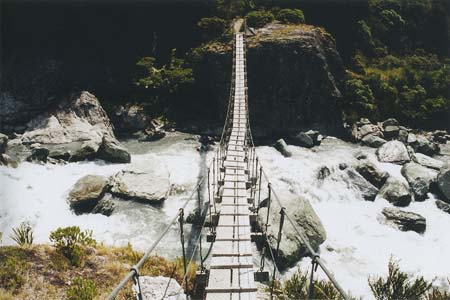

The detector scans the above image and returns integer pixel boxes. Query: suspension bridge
[107,30,349,300]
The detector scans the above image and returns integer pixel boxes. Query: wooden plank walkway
[205,33,257,300]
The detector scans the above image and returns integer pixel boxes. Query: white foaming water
[1,134,449,297]
[0,132,207,257]
[257,138,450,298]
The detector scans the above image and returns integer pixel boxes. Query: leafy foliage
[0,256,26,293]
[246,10,274,28]
[66,277,97,300]
[343,78,376,123]
[49,226,96,267]
[276,8,305,24]
[10,222,34,246]
[272,268,348,300]
[198,17,228,40]
[369,258,431,300]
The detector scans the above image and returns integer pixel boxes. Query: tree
[198,17,228,40]
[276,8,305,24]
[245,10,274,28]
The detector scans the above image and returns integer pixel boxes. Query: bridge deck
[205,33,257,300]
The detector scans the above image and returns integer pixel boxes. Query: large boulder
[92,196,116,216]
[383,125,400,139]
[411,153,444,170]
[437,168,450,202]
[258,196,326,269]
[381,118,399,128]
[345,168,379,201]
[136,276,184,300]
[111,162,170,203]
[355,161,389,188]
[274,139,292,157]
[11,91,130,163]
[359,124,382,138]
[194,23,345,137]
[381,207,426,233]
[361,134,387,148]
[378,177,412,207]
[401,163,438,201]
[412,135,439,156]
[291,132,314,148]
[68,175,110,213]
[376,141,410,164]
[113,103,150,133]
[97,136,131,163]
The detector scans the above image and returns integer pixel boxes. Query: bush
[272,268,347,300]
[0,256,25,293]
[49,226,96,267]
[343,78,377,122]
[66,277,97,300]
[369,258,431,300]
[198,17,228,39]
[276,8,305,24]
[246,10,274,28]
[10,222,33,246]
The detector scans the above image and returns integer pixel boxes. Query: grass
[0,243,196,300]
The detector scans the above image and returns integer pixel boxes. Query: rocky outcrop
[274,139,292,157]
[381,207,426,233]
[10,91,131,163]
[401,163,438,201]
[376,141,410,164]
[68,175,110,213]
[194,22,344,137]
[111,162,170,203]
[355,161,389,189]
[361,134,387,148]
[258,195,326,269]
[437,168,450,202]
[135,276,184,300]
[378,177,412,207]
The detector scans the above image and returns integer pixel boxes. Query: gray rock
[114,104,150,133]
[346,168,379,201]
[412,153,444,170]
[401,163,438,201]
[12,91,130,163]
[0,154,18,168]
[398,129,409,143]
[0,133,8,153]
[384,125,400,139]
[68,175,110,213]
[376,141,410,164]
[354,151,368,160]
[381,118,399,128]
[415,135,439,156]
[317,166,331,180]
[381,207,426,233]
[97,136,131,163]
[136,276,184,300]
[258,196,326,269]
[359,118,371,125]
[359,124,382,138]
[136,128,166,142]
[361,134,387,148]
[305,130,321,146]
[435,200,450,214]
[407,133,417,144]
[292,132,314,148]
[378,177,412,207]
[274,139,292,157]
[355,161,389,188]
[440,142,450,156]
[111,162,170,203]
[432,130,447,144]
[26,147,49,163]
[437,168,450,202]
[338,163,348,170]
[92,196,116,216]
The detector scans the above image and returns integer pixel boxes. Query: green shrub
[343,78,376,122]
[49,226,96,267]
[66,277,97,300]
[0,256,25,293]
[246,10,274,28]
[276,8,305,24]
[369,258,431,300]
[10,222,33,246]
[272,268,347,300]
[198,17,228,39]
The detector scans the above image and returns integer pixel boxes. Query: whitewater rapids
[0,133,449,298]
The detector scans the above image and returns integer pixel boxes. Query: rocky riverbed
[1,129,450,297]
